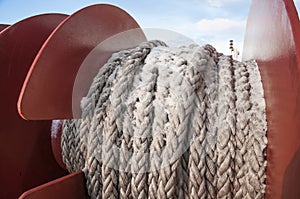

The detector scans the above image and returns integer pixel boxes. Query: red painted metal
[243,0,300,198]
[18,4,147,120]
[0,14,68,199]
[0,24,9,32]
[5,0,298,198]
[19,171,88,199]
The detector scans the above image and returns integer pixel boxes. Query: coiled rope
[61,40,267,199]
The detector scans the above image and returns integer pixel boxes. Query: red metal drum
[243,0,300,198]
[0,14,68,199]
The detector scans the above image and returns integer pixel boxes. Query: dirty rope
[61,40,268,199]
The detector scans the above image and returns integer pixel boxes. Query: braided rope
[216,56,237,199]
[187,58,207,199]
[61,119,85,173]
[202,45,219,199]
[61,41,267,199]
[157,51,192,199]
[232,61,252,198]
[76,52,124,198]
[147,50,169,198]
[244,60,268,199]
[102,47,151,199]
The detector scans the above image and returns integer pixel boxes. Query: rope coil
[61,40,267,199]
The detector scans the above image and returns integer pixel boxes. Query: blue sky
[0,0,299,56]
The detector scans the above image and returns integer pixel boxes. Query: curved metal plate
[243,0,300,198]
[0,24,9,32]
[0,14,68,199]
[18,4,147,120]
[19,171,88,199]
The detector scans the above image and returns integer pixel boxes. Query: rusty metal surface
[243,0,300,198]
[19,171,89,199]
[18,4,147,120]
[0,14,68,199]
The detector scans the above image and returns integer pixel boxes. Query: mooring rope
[61,40,267,199]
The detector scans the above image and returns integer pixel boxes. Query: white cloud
[172,18,246,58]
[194,18,245,34]
[207,0,243,7]
[175,18,246,35]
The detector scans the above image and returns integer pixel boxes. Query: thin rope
[61,41,268,199]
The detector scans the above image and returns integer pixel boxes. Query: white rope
[61,41,268,199]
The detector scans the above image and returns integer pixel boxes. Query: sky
[0,0,299,57]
